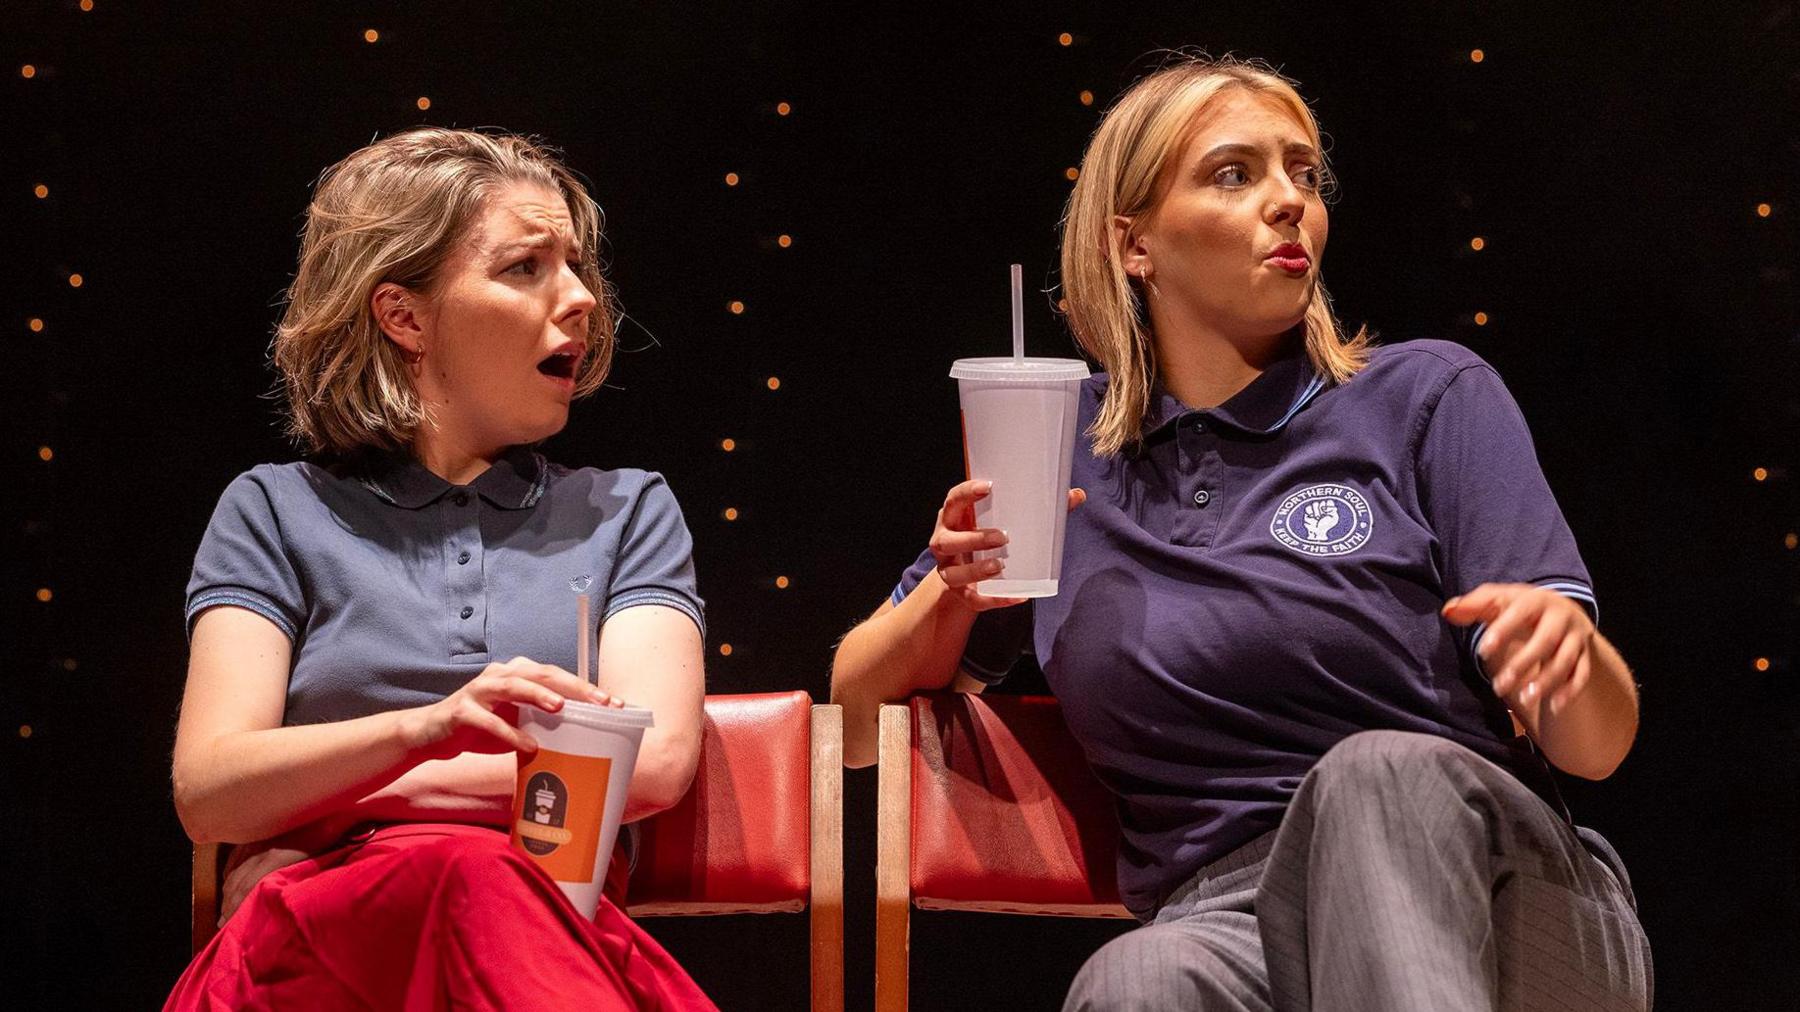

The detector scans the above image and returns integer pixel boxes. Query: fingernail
[1445,597,1461,609]
[978,481,993,493]
[1521,682,1537,703]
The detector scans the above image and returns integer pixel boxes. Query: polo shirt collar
[359,446,550,510]
[1142,344,1326,443]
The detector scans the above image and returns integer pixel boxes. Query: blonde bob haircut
[273,127,615,457]
[1061,55,1369,457]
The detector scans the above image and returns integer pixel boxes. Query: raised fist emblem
[1302,500,1340,542]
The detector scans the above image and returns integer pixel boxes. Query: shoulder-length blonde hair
[1061,55,1369,457]
[273,127,616,457]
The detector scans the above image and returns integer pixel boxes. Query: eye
[566,260,584,273]
[1293,164,1323,189]
[506,258,538,276]
[1213,164,1250,187]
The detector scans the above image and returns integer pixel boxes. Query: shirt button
[459,605,474,619]
[457,551,471,565]
[453,491,470,507]
[1193,489,1212,506]
[1192,419,1206,433]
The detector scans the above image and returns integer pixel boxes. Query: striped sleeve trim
[602,590,706,639]
[1468,580,1598,678]
[186,590,298,642]
[890,582,910,607]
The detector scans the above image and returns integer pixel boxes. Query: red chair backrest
[628,690,814,914]
[907,692,1124,916]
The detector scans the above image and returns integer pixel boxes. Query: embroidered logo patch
[1270,483,1374,557]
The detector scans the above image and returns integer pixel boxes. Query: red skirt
[166,823,716,1011]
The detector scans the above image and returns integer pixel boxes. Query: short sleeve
[602,473,706,637]
[890,546,1032,686]
[186,469,306,641]
[1415,363,1597,671]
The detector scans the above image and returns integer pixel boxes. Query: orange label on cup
[510,749,612,883]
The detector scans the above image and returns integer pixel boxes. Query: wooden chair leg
[810,705,845,1012]
[191,842,220,955]
[874,704,911,1012]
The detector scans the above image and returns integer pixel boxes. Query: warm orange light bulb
[728,300,745,315]
[777,234,793,248]
[1058,32,1073,47]
[416,96,430,110]
[1754,657,1771,672]
[1784,532,1797,550]
[1064,167,1080,181]
[33,184,48,199]
[1756,203,1773,218]
[775,576,790,589]
[18,725,30,739]
[723,507,739,521]
[1470,236,1486,251]
[1079,90,1094,106]
[1753,467,1769,482]
[35,588,53,603]
[719,643,733,656]
[80,0,94,10]
[724,172,740,186]
[765,376,781,391]
[28,318,44,333]
[775,101,792,116]
[1473,312,1490,326]
[37,446,53,462]
[67,273,83,288]
[20,64,37,79]
[364,29,379,43]
[1469,49,1485,63]
[720,438,736,452]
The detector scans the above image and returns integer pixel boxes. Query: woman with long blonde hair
[166,128,714,1010]
[833,56,1650,1009]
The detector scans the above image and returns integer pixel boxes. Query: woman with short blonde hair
[166,127,715,1010]
[834,55,1650,1009]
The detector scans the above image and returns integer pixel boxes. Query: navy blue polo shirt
[892,339,1596,917]
[187,447,705,726]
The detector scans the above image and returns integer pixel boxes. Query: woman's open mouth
[536,349,580,389]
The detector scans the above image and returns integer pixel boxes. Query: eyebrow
[1198,141,1321,164]
[492,231,581,258]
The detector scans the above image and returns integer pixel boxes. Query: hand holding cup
[398,656,621,763]
[930,479,1086,612]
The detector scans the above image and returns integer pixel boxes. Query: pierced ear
[1111,214,1151,279]
[370,282,426,361]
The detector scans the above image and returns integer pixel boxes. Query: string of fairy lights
[11,17,1792,744]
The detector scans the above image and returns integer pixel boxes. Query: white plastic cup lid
[550,700,656,731]
[950,357,1091,382]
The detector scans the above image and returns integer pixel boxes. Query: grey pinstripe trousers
[1064,730,1653,1011]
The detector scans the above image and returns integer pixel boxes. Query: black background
[4,2,1796,1008]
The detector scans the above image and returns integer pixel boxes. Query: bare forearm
[174,709,420,845]
[1521,632,1638,779]
[831,572,978,767]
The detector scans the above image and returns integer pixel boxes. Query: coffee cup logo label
[510,750,613,882]
[517,772,572,855]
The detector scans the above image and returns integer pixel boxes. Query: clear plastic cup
[510,700,654,919]
[951,357,1091,597]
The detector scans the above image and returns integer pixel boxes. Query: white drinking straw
[1010,263,1025,363]
[577,593,592,686]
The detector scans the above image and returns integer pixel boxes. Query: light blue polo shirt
[186,447,704,726]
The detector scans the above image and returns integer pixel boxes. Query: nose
[1265,177,1306,228]
[558,264,598,325]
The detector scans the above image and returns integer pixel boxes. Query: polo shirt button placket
[459,605,474,619]
[1193,489,1212,507]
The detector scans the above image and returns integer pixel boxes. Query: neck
[411,426,501,486]
[1149,304,1294,409]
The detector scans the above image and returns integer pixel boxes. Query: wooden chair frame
[874,701,1129,1011]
